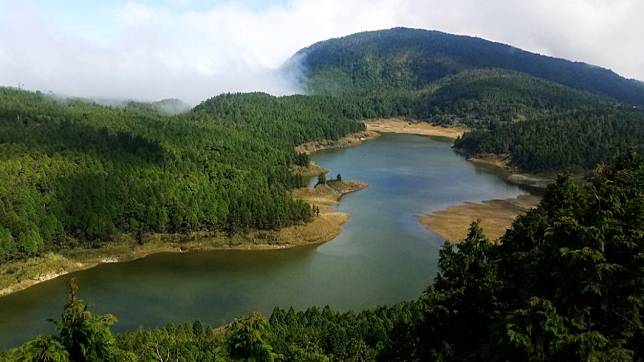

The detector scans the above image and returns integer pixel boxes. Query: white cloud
[0,0,642,104]
[120,2,160,26]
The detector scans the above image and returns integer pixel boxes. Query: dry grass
[419,194,541,242]
[365,118,467,139]
[0,253,81,297]
[465,154,554,189]
[277,212,350,245]
[292,180,367,211]
[295,131,379,154]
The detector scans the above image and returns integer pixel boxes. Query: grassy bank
[464,153,554,189]
[295,130,380,154]
[364,118,467,139]
[295,118,467,156]
[419,194,541,242]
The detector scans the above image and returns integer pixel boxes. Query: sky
[0,0,642,104]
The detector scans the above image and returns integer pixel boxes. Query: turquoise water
[0,134,528,348]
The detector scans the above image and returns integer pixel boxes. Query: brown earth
[419,194,541,242]
[364,118,467,139]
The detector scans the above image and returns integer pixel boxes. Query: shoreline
[295,130,380,154]
[292,119,548,246]
[0,118,538,298]
[459,152,554,189]
[0,175,367,298]
[361,119,552,189]
[364,118,467,140]
[294,118,467,157]
[419,194,541,242]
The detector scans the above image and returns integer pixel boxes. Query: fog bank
[0,0,641,104]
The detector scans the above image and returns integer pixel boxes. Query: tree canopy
[0,88,366,261]
[5,153,643,361]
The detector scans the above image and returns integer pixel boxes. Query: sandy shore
[464,153,554,189]
[295,118,466,157]
[419,194,541,242]
[365,118,467,139]
[295,130,380,154]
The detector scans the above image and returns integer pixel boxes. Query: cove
[0,133,530,348]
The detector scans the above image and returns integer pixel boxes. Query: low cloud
[0,0,642,104]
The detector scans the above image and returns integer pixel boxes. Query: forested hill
[410,68,615,127]
[292,27,644,106]
[125,98,192,115]
[0,88,364,262]
[288,28,644,174]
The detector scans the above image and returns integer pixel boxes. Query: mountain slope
[414,68,615,126]
[292,27,644,106]
[0,88,365,261]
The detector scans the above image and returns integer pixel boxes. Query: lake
[0,133,529,348]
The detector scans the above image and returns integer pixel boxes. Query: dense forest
[0,88,366,261]
[4,153,642,361]
[455,108,644,171]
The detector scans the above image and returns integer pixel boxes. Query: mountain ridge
[290,27,644,106]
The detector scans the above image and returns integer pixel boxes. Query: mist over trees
[295,28,644,106]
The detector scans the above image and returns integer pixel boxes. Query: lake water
[0,134,529,348]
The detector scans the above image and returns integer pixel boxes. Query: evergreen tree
[317,173,327,185]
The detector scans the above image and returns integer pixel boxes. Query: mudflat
[419,194,541,242]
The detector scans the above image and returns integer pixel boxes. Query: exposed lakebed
[0,133,530,348]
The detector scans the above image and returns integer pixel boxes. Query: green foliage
[55,279,120,361]
[15,336,70,362]
[317,173,327,185]
[388,153,644,361]
[0,226,17,260]
[293,27,644,174]
[416,69,613,127]
[294,27,644,106]
[4,67,640,260]
[6,154,643,360]
[0,88,370,261]
[227,313,276,361]
[5,279,135,361]
[455,108,644,172]
[117,322,227,361]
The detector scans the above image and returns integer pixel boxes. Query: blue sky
[0,0,642,103]
[16,0,290,42]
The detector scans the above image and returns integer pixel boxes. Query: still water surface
[0,134,529,347]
